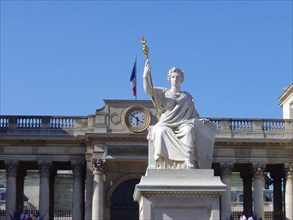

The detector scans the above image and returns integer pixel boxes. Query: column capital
[92,158,105,174]
[5,160,19,177]
[5,160,18,165]
[253,163,265,176]
[38,161,52,178]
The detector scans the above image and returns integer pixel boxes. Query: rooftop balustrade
[0,115,90,135]
[0,115,292,139]
[209,118,288,131]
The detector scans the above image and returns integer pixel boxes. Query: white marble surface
[134,169,226,220]
[148,120,217,169]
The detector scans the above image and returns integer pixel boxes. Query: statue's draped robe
[147,87,201,167]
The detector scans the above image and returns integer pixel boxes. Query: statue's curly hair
[167,67,184,83]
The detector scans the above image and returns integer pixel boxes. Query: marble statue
[143,60,216,169]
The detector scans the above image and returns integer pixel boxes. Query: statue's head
[168,67,184,84]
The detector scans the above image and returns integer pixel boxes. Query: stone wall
[54,171,73,210]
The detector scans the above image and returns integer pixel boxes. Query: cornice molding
[215,138,293,147]
[0,135,83,146]
[140,190,223,197]
[279,82,293,106]
[1,134,291,148]
[85,132,148,142]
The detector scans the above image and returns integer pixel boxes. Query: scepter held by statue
[140,36,160,120]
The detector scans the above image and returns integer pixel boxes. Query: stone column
[220,164,233,220]
[85,155,93,220]
[5,161,18,220]
[271,170,283,220]
[72,161,85,220]
[91,158,105,220]
[240,170,253,216]
[285,163,293,220]
[253,163,265,219]
[39,161,51,220]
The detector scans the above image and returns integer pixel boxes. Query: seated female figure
[143,60,203,169]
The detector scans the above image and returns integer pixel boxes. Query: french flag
[130,56,137,97]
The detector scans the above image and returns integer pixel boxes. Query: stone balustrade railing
[209,118,288,131]
[0,115,292,136]
[0,116,88,128]
[0,115,90,135]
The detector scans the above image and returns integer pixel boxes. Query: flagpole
[135,55,137,100]
[130,55,137,100]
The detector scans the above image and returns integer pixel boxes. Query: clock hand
[135,116,141,125]
[131,114,138,121]
[131,113,141,126]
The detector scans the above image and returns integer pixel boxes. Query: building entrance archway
[110,179,139,220]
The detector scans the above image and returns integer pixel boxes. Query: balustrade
[17,117,42,128]
[0,115,291,135]
[230,119,253,130]
[50,118,75,128]
[0,116,86,131]
[209,118,287,131]
[0,117,9,127]
[263,120,284,130]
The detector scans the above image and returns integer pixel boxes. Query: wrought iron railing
[0,209,72,220]
[231,210,285,220]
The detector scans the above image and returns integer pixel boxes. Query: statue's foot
[185,161,195,169]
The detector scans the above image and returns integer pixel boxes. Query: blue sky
[1,0,292,118]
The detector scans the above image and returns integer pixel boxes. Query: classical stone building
[0,83,292,220]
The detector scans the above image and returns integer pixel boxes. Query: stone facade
[0,98,292,220]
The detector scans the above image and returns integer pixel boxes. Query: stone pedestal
[133,169,226,220]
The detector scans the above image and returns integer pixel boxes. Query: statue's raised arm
[143,60,154,97]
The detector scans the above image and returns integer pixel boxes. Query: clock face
[128,109,147,128]
[125,106,151,132]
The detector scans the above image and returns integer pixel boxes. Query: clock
[125,106,151,132]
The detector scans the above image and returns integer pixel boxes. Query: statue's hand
[143,60,151,78]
